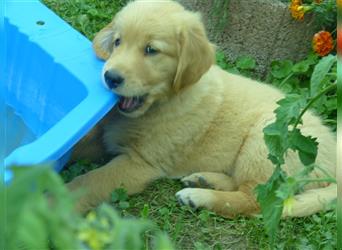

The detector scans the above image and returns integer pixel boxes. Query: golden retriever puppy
[69,0,336,218]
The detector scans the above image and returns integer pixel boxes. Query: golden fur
[69,0,336,218]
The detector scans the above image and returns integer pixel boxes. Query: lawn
[42,0,337,249]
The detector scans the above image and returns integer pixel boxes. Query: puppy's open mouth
[118,95,147,113]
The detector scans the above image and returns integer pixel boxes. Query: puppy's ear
[92,20,115,60]
[173,13,215,92]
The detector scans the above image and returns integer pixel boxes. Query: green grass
[62,161,336,250]
[126,179,336,249]
[42,1,337,249]
[42,0,127,40]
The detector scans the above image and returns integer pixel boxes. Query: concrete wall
[177,0,319,77]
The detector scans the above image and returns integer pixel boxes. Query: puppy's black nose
[104,70,124,89]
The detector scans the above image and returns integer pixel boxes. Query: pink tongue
[124,97,132,109]
[122,97,137,110]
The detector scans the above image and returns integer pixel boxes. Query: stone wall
[177,0,319,77]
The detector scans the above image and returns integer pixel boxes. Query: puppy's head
[93,0,215,117]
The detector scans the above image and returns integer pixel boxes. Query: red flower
[312,31,334,57]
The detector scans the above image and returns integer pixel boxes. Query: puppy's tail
[282,183,337,218]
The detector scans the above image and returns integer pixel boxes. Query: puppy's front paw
[176,188,214,210]
[181,172,237,191]
[181,173,212,188]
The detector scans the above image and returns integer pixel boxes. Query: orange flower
[289,0,313,20]
[290,0,305,20]
[312,31,334,56]
[338,0,342,6]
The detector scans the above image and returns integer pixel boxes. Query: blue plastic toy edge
[1,0,5,183]
[4,0,117,177]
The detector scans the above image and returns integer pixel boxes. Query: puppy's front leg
[68,154,163,213]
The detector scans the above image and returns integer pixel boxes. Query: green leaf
[289,129,318,166]
[227,67,240,75]
[159,207,170,216]
[118,201,130,209]
[263,122,288,165]
[198,210,210,222]
[306,52,319,65]
[281,76,301,93]
[216,51,225,63]
[255,166,287,247]
[279,83,294,93]
[310,55,336,96]
[194,242,209,250]
[111,192,119,202]
[298,151,317,167]
[292,60,310,73]
[154,233,174,250]
[271,60,293,79]
[275,177,298,200]
[140,204,150,219]
[236,56,256,70]
[216,51,230,70]
[77,14,89,26]
[111,188,128,203]
[275,94,307,125]
[324,98,337,112]
[5,166,80,250]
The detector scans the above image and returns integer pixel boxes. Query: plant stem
[279,73,294,88]
[326,72,337,77]
[330,27,337,36]
[293,82,337,130]
[323,119,337,124]
[313,164,336,180]
[297,178,336,184]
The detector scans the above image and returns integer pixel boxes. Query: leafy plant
[2,165,81,250]
[43,0,129,39]
[111,187,130,210]
[216,48,337,248]
[311,0,337,31]
[256,54,337,247]
[288,0,336,30]
[2,165,174,250]
[216,51,257,78]
[61,159,100,182]
[78,205,173,250]
[266,53,337,131]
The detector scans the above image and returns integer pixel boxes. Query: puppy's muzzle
[104,69,124,89]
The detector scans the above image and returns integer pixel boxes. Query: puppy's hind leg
[181,172,237,191]
[176,181,259,218]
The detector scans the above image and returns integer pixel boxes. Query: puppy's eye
[114,38,121,47]
[144,45,158,55]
